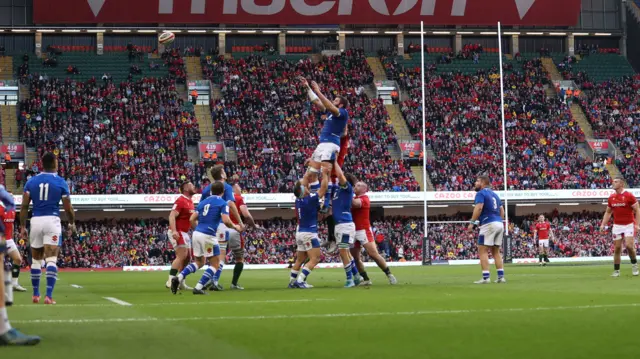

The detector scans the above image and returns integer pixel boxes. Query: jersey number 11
[39,183,50,201]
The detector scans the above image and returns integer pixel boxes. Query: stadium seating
[19,76,203,194]
[579,74,640,186]
[556,53,635,83]
[385,52,610,190]
[203,49,420,193]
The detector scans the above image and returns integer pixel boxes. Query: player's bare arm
[169,209,180,241]
[299,77,326,112]
[239,205,256,229]
[189,212,198,229]
[632,202,640,232]
[352,198,362,209]
[19,192,30,240]
[467,203,484,233]
[228,201,243,227]
[317,167,331,198]
[332,162,348,186]
[600,207,612,232]
[222,213,243,233]
[311,81,339,116]
[62,197,76,233]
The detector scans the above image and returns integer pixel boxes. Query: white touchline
[103,297,133,306]
[13,298,334,308]
[12,303,640,325]
[71,284,83,289]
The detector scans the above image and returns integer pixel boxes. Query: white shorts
[311,142,340,163]
[296,232,320,252]
[192,231,220,258]
[5,239,18,254]
[335,222,356,248]
[217,224,240,252]
[30,216,62,249]
[478,222,504,247]
[612,223,636,240]
[167,230,191,249]
[538,239,549,248]
[355,228,374,246]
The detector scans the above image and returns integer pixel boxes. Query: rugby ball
[159,31,175,45]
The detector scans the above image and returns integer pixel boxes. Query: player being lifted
[0,200,26,292]
[21,153,76,304]
[202,165,243,291]
[166,181,196,291]
[600,177,640,277]
[289,166,330,289]
[468,175,506,284]
[171,182,244,295]
[228,182,257,290]
[299,77,350,251]
[351,180,397,285]
[534,214,553,266]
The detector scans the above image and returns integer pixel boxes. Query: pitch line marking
[103,297,133,306]
[13,298,334,308]
[70,284,83,289]
[12,303,640,324]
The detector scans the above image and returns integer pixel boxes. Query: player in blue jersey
[171,181,244,295]
[331,162,361,288]
[0,185,39,345]
[20,153,76,304]
[299,78,349,203]
[202,165,243,291]
[289,166,330,289]
[467,175,506,284]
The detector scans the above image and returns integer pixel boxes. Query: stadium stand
[204,49,419,193]
[384,52,610,190]
[18,76,203,194]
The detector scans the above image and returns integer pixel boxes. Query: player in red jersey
[533,214,553,266]
[0,205,25,292]
[228,182,257,290]
[166,181,196,290]
[600,177,640,277]
[350,181,397,285]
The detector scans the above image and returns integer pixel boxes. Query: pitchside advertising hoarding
[10,188,640,207]
[34,0,581,25]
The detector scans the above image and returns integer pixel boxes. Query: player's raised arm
[332,161,348,186]
[299,77,326,112]
[311,81,340,116]
[222,213,243,233]
[317,166,330,199]
[238,202,256,229]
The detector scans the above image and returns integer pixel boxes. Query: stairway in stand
[0,105,18,142]
[366,57,387,81]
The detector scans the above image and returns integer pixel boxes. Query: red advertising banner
[198,142,224,161]
[588,140,609,154]
[34,0,581,26]
[0,143,26,160]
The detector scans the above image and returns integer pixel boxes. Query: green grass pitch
[4,264,640,358]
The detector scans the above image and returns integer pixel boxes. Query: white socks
[0,307,11,336]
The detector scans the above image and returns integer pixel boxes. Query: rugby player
[166,181,195,291]
[533,215,553,266]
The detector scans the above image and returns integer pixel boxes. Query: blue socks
[214,263,224,282]
[344,263,353,280]
[497,269,505,278]
[30,262,41,297]
[482,271,490,280]
[179,263,197,280]
[45,263,58,298]
[198,267,215,287]
[350,259,359,277]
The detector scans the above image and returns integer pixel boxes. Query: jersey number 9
[203,204,210,216]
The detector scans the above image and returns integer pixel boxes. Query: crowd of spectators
[203,49,419,193]
[18,76,204,194]
[9,216,422,268]
[579,75,640,187]
[8,211,626,268]
[383,54,610,190]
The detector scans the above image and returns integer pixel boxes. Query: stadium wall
[225,34,277,52]
[519,36,567,53]
[627,7,640,72]
[346,35,395,54]
[286,35,331,53]
[104,34,157,48]
[41,34,96,49]
[404,36,453,49]
[0,33,34,53]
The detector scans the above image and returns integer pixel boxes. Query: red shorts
[332,136,349,179]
